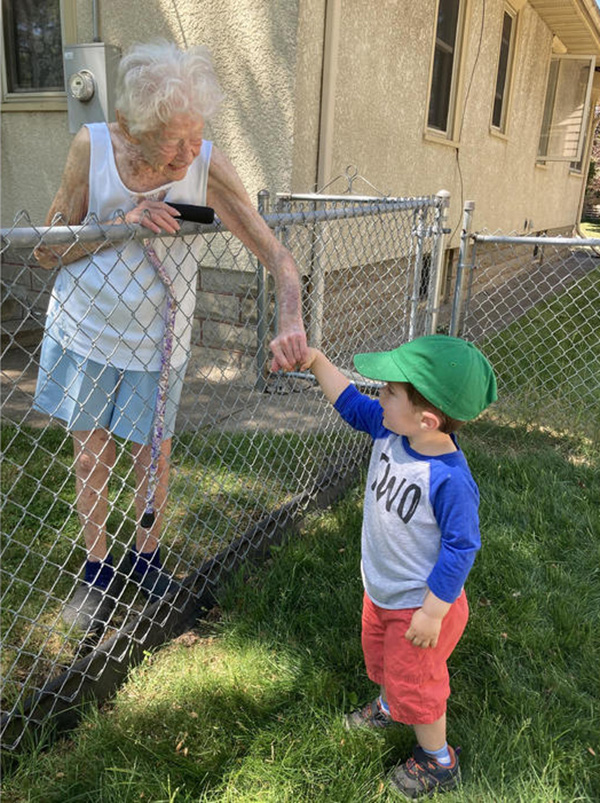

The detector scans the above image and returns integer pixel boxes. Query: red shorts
[361,590,469,725]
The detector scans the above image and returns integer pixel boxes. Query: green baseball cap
[353,335,497,421]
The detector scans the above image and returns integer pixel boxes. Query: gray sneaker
[344,698,393,730]
[389,745,461,799]
[62,575,123,633]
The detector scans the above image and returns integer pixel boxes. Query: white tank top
[46,123,212,371]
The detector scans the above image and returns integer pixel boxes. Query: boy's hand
[299,347,321,372]
[405,608,443,649]
[406,589,452,648]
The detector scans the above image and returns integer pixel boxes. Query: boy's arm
[301,347,351,405]
[407,472,480,649]
[303,348,386,437]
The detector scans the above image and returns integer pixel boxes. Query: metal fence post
[256,189,270,391]
[307,201,325,349]
[409,206,426,340]
[449,200,475,337]
[427,189,451,334]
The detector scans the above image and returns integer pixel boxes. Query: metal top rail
[472,234,600,247]
[276,192,440,204]
[0,220,219,250]
[1,198,441,250]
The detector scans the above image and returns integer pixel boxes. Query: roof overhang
[528,0,600,56]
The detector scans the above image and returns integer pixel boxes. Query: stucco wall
[311,0,591,244]
[1,0,594,234]
[1,0,300,226]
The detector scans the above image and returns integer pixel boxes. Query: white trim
[316,0,341,190]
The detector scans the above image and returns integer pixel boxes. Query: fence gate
[448,207,600,442]
[0,189,449,750]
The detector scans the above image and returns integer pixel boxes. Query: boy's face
[378,381,423,436]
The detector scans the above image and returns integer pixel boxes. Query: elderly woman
[34,40,307,632]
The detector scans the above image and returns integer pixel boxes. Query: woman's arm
[206,145,307,372]
[34,127,91,268]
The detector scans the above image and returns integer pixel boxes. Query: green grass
[2,420,599,802]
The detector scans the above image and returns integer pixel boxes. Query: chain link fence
[2,194,598,751]
[449,214,600,442]
[1,191,447,750]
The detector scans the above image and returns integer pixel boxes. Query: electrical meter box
[63,43,121,133]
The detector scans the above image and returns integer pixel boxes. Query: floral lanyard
[140,242,177,529]
[139,203,214,528]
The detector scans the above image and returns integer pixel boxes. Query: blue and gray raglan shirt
[334,384,481,610]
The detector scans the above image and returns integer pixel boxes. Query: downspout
[575,0,600,234]
[305,0,341,348]
[316,0,341,189]
[92,0,101,41]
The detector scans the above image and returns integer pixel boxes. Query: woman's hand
[269,321,308,373]
[121,200,181,235]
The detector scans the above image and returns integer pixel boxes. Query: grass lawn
[2,419,599,802]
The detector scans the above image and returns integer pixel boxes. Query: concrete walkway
[0,340,333,435]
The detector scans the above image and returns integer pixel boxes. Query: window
[538,55,596,162]
[491,7,517,132]
[1,0,76,109]
[569,101,595,173]
[3,0,63,92]
[427,0,468,139]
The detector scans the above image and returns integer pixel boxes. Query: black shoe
[129,555,180,605]
[62,575,123,633]
[389,745,461,799]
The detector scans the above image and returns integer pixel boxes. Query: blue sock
[84,554,114,589]
[130,546,162,575]
[378,695,391,717]
[423,742,452,766]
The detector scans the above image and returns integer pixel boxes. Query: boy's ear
[420,410,442,431]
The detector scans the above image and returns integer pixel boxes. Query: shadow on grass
[1,422,359,716]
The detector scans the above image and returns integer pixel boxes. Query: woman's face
[137,114,205,180]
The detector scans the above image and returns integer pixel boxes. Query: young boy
[301,335,497,799]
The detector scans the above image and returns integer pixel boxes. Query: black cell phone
[168,203,215,224]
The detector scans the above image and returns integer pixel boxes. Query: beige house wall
[1,0,597,235]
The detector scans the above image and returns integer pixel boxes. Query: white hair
[116,40,224,135]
